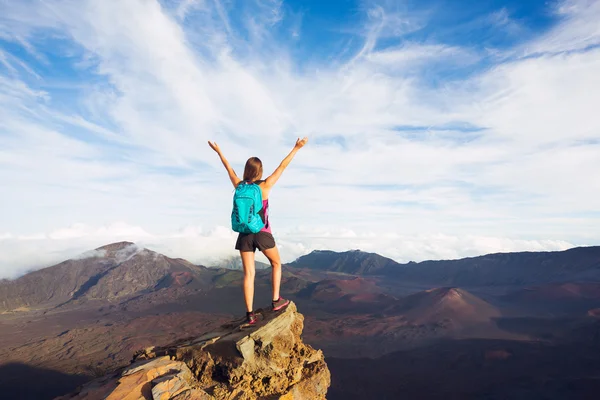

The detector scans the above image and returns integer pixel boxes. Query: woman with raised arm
[208,137,308,325]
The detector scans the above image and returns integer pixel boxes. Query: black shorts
[235,231,276,252]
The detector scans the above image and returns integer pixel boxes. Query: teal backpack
[231,181,265,234]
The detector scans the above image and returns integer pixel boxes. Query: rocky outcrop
[57,302,330,400]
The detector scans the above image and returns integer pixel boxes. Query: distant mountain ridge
[210,255,270,271]
[290,246,600,286]
[387,246,600,286]
[289,249,399,275]
[3,243,600,312]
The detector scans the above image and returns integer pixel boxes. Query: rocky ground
[57,302,330,400]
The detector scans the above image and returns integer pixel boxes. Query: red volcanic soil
[589,308,600,317]
[485,349,512,360]
[171,271,193,286]
[296,276,397,314]
[346,292,387,302]
[0,305,230,400]
[386,287,501,325]
[299,276,382,302]
[155,271,194,289]
[327,292,397,314]
[326,335,600,400]
[507,282,600,301]
[302,314,425,357]
[301,288,512,358]
[325,276,379,293]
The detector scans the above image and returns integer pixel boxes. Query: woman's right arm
[208,141,242,188]
[265,137,308,188]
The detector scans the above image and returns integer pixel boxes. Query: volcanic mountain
[210,255,270,270]
[300,287,504,359]
[0,242,212,312]
[386,287,501,326]
[289,249,400,275]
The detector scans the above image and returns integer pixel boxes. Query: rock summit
[58,302,330,400]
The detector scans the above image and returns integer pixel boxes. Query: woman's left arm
[208,141,242,187]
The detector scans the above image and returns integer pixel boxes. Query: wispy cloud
[0,0,598,278]
[525,0,600,55]
[175,0,206,20]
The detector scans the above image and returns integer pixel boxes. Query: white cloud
[366,43,478,67]
[175,0,206,20]
[0,0,598,277]
[362,2,426,39]
[0,222,577,279]
[72,248,107,260]
[526,0,600,55]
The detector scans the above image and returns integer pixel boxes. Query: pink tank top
[260,199,271,233]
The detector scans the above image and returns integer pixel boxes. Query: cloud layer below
[0,222,575,279]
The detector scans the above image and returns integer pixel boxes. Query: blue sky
[0,0,599,278]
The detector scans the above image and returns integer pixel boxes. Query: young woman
[208,137,308,325]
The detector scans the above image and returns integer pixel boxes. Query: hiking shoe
[246,312,257,325]
[272,297,290,311]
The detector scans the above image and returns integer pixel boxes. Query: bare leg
[261,246,282,301]
[240,251,256,312]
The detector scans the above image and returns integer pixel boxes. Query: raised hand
[208,141,221,153]
[294,137,308,149]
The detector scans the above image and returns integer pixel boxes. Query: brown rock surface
[58,302,329,400]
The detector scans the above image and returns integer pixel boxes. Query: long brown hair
[243,157,263,182]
